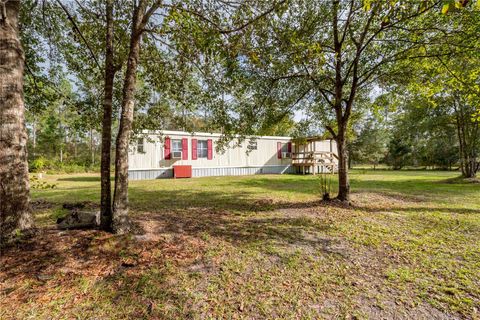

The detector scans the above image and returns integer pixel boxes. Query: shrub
[29,156,101,174]
[30,175,57,189]
[29,157,48,172]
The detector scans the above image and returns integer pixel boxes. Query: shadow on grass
[230,174,480,200]
[128,187,340,250]
[131,188,480,242]
[57,176,103,182]
[0,228,197,318]
[0,229,98,284]
[230,176,324,196]
[134,208,334,249]
[352,203,480,215]
[9,172,479,318]
[128,186,324,213]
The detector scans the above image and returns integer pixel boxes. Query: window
[278,141,291,159]
[172,139,182,158]
[247,140,257,150]
[197,140,208,158]
[172,139,182,152]
[137,138,145,153]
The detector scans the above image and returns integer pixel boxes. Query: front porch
[292,137,338,175]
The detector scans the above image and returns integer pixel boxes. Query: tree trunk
[0,1,33,244]
[112,1,147,234]
[454,105,466,176]
[336,129,350,202]
[100,0,116,232]
[32,119,36,157]
[90,128,95,165]
[74,133,77,159]
[455,101,478,178]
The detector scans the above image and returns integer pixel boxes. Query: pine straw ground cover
[1,171,479,319]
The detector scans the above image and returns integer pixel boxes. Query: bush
[29,157,100,174]
[29,157,49,172]
[30,175,57,189]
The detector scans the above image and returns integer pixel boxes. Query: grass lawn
[1,170,479,319]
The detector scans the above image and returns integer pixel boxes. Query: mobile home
[128,130,337,180]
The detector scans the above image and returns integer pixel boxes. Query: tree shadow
[0,229,98,287]
[134,209,334,248]
[0,227,201,318]
[353,203,480,216]
[128,186,326,213]
[57,176,104,182]
[7,173,479,317]
[231,176,327,196]
[230,174,480,201]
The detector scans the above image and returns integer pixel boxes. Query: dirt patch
[0,225,207,317]
[62,201,99,210]
[244,196,464,319]
[30,199,54,210]
[442,176,480,184]
[464,177,480,184]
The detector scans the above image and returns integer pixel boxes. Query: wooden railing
[291,151,338,165]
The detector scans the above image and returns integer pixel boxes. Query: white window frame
[172,139,182,158]
[137,138,145,153]
[172,139,182,153]
[281,143,290,158]
[197,140,208,158]
[247,140,257,150]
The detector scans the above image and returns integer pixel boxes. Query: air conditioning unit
[282,152,291,158]
[172,151,182,159]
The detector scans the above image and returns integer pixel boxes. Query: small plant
[30,175,57,189]
[319,170,333,200]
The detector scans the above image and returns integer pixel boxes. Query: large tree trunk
[336,128,350,201]
[112,1,147,234]
[0,0,33,243]
[100,0,116,232]
[455,101,479,178]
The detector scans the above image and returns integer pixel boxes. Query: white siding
[128,130,338,179]
[129,131,292,170]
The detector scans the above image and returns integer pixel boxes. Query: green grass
[1,170,479,319]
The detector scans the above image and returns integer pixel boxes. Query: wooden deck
[291,151,338,174]
[290,137,338,175]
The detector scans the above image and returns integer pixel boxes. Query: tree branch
[54,0,101,71]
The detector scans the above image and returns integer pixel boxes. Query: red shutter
[287,142,292,153]
[277,142,282,159]
[207,139,213,160]
[192,139,197,160]
[164,137,171,160]
[182,138,188,160]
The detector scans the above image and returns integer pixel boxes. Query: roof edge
[141,129,293,140]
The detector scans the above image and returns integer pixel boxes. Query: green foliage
[386,136,412,170]
[29,157,48,172]
[30,175,57,189]
[350,117,389,168]
[29,157,100,174]
[17,0,480,179]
